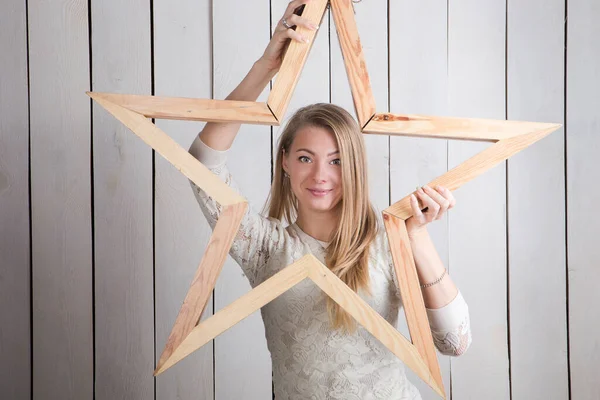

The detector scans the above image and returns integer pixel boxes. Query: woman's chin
[303,198,340,213]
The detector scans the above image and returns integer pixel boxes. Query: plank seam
[210,1,216,397]
[563,0,572,397]
[149,0,156,399]
[26,0,34,397]
[504,1,513,399]
[86,0,96,399]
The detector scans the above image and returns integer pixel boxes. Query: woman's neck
[295,207,340,243]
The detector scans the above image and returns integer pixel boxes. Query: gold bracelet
[420,268,447,289]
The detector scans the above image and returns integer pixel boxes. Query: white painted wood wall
[1,0,597,399]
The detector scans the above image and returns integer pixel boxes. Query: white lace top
[189,139,472,400]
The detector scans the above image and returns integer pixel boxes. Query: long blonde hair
[263,103,379,333]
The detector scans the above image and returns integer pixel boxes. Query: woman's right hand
[257,0,319,73]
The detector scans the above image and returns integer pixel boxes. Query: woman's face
[282,124,343,215]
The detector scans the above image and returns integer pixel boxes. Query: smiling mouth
[308,189,332,197]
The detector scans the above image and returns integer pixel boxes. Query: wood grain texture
[29,0,93,397]
[91,0,154,397]
[0,1,30,397]
[267,0,330,121]
[153,0,215,397]
[155,202,247,375]
[307,257,445,398]
[157,256,312,374]
[88,93,245,206]
[567,0,600,397]
[330,0,376,128]
[92,92,278,125]
[364,113,557,142]
[384,125,560,220]
[383,213,444,397]
[507,1,569,398]
[388,3,451,397]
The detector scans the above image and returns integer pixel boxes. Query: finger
[410,194,426,224]
[423,185,449,219]
[283,26,309,44]
[436,185,456,209]
[417,187,440,221]
[287,13,319,31]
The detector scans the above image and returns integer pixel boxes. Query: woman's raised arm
[189,0,317,155]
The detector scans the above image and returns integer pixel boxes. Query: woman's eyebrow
[296,148,340,156]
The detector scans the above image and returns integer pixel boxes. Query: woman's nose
[312,163,327,183]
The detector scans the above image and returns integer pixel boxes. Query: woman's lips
[308,189,332,197]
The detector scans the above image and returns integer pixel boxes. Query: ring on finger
[282,17,293,29]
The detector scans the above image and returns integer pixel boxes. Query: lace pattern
[189,147,472,400]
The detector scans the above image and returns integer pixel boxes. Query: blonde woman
[189,1,471,398]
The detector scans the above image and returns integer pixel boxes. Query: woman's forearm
[409,229,459,309]
[190,59,276,155]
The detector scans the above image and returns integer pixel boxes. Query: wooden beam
[384,123,561,220]
[155,255,312,375]
[155,202,247,374]
[88,92,278,125]
[330,0,376,128]
[88,91,245,206]
[306,256,446,399]
[363,113,560,142]
[383,213,444,396]
[267,0,329,121]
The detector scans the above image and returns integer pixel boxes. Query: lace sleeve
[426,291,472,357]
[188,139,285,287]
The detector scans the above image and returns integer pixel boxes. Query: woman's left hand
[405,185,456,238]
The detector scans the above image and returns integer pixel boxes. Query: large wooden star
[87,0,560,398]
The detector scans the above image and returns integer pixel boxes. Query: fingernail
[303,37,310,43]
[311,24,319,30]
[423,185,430,190]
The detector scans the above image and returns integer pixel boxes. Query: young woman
[189,1,471,398]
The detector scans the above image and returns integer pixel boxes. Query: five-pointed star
[87,0,561,397]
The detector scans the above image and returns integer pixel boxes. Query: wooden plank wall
[448,1,510,397]
[29,0,94,398]
[507,1,568,398]
[91,1,154,398]
[0,0,30,398]
[153,0,214,398]
[389,2,450,398]
[567,0,600,398]
[214,1,273,398]
[1,0,598,399]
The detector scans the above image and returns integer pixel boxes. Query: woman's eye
[299,156,311,163]
[331,159,341,165]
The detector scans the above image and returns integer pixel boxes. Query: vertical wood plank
[153,1,214,398]
[28,0,93,398]
[330,0,389,212]
[388,2,451,398]
[0,1,30,397]
[447,0,510,398]
[91,0,154,398]
[507,1,569,398]
[567,0,600,398]
[213,1,273,398]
